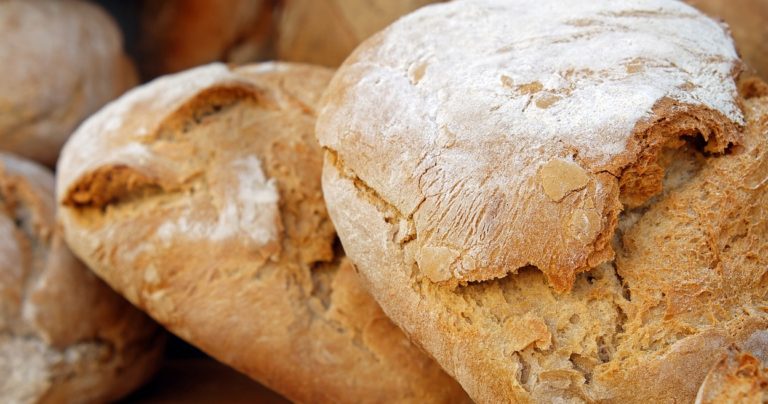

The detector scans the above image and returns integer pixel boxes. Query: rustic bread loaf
[0,0,137,166]
[687,0,768,80]
[138,0,274,79]
[276,0,440,67]
[0,153,163,404]
[696,346,768,404]
[56,62,469,404]
[318,0,768,401]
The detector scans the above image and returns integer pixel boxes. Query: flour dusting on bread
[318,0,745,290]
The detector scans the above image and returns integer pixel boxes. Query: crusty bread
[319,0,744,292]
[696,347,768,404]
[687,0,768,80]
[0,153,163,404]
[318,0,768,402]
[56,63,469,404]
[0,0,137,166]
[276,0,440,67]
[138,0,274,79]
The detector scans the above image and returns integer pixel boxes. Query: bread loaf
[276,0,440,67]
[138,0,274,78]
[317,0,768,401]
[0,0,137,166]
[56,62,469,404]
[0,153,163,403]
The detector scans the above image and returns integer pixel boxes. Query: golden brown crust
[57,63,470,404]
[0,0,137,166]
[276,0,440,67]
[0,153,163,404]
[138,0,274,79]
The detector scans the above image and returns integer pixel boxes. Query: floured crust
[138,0,274,78]
[0,0,137,166]
[322,80,768,403]
[0,153,163,404]
[695,347,768,404]
[57,63,469,404]
[276,0,439,67]
[687,0,768,80]
[317,0,745,291]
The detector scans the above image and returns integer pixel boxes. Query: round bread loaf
[138,0,274,79]
[56,63,469,404]
[276,0,440,67]
[318,0,768,401]
[0,153,164,403]
[0,0,137,166]
[687,0,768,80]
[695,347,768,404]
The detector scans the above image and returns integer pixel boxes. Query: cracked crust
[56,63,470,403]
[317,0,745,291]
[0,0,137,166]
[322,80,768,403]
[0,153,163,404]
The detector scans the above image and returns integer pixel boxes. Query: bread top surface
[322,78,768,404]
[696,347,768,404]
[277,0,439,67]
[317,0,746,291]
[0,0,137,165]
[0,152,162,403]
[56,62,469,404]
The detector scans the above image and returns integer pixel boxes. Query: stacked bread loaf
[4,0,768,402]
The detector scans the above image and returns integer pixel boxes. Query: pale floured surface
[317,0,744,289]
[155,156,280,244]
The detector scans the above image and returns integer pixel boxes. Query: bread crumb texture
[56,63,469,404]
[318,0,768,402]
[317,0,744,291]
[0,153,163,403]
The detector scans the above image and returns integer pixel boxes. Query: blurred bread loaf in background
[138,0,275,78]
[0,153,164,403]
[276,0,441,67]
[0,0,137,166]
